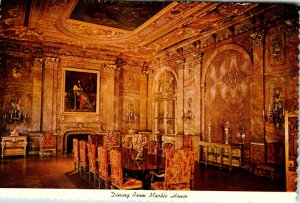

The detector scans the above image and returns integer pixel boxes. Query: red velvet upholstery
[151,149,193,190]
[40,132,56,157]
[109,149,142,190]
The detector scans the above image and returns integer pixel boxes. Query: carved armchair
[151,149,193,190]
[109,149,143,190]
[40,132,57,157]
[161,142,175,157]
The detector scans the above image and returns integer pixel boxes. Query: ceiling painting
[70,1,171,31]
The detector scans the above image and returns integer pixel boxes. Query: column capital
[176,58,185,70]
[101,64,121,73]
[250,30,265,47]
[44,57,60,69]
[193,51,204,64]
[32,57,44,69]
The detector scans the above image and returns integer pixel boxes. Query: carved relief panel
[205,48,251,143]
[267,27,286,67]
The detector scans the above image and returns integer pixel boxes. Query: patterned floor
[0,155,285,191]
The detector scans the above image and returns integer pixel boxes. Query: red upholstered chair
[182,134,193,150]
[124,137,133,149]
[148,141,158,155]
[109,149,143,190]
[73,138,79,172]
[161,143,175,157]
[97,146,110,189]
[88,143,98,186]
[151,149,193,190]
[79,140,89,180]
[40,132,57,157]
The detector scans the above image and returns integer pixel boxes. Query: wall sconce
[263,88,284,130]
[4,97,27,124]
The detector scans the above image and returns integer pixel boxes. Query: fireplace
[66,134,89,154]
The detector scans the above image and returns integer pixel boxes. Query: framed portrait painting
[63,68,100,113]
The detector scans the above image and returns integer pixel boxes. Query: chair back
[124,137,133,149]
[88,143,97,174]
[98,146,109,180]
[79,140,88,168]
[162,143,175,157]
[165,149,193,190]
[73,138,79,162]
[109,149,123,187]
[148,141,158,155]
[41,132,56,148]
[182,135,193,149]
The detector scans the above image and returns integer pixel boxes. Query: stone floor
[0,155,285,191]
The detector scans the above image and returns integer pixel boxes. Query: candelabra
[133,134,147,161]
[4,98,27,124]
[207,122,212,142]
[237,128,246,143]
[224,121,230,144]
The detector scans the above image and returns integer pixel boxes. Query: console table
[199,141,243,170]
[1,136,28,158]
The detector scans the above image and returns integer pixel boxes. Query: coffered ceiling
[0,0,298,62]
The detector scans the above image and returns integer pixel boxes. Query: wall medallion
[9,61,24,79]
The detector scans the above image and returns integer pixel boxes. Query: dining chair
[79,140,89,180]
[97,146,110,189]
[73,138,79,172]
[150,149,193,190]
[161,142,175,157]
[182,134,193,150]
[88,143,98,186]
[109,149,143,190]
[124,137,133,149]
[148,141,158,155]
[39,131,57,157]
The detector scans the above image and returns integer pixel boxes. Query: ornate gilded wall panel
[205,47,252,143]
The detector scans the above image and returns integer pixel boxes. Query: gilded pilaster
[31,58,44,131]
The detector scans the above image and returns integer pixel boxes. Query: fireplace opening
[66,134,89,154]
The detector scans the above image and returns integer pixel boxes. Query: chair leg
[98,178,101,189]
[94,174,97,187]
[88,172,91,185]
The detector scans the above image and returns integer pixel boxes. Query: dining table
[119,148,165,189]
